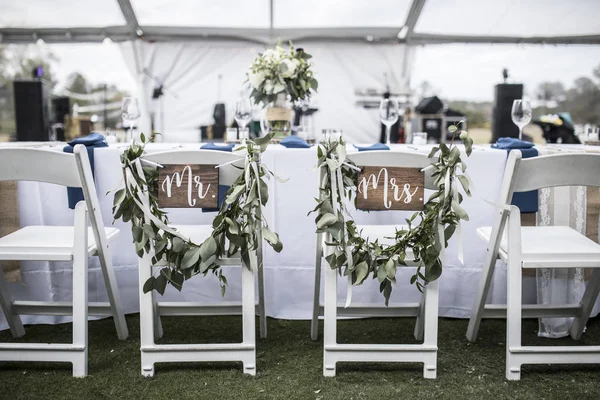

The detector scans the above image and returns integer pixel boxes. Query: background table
[1,143,593,330]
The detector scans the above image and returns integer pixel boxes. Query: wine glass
[511,99,532,141]
[379,99,399,145]
[234,97,252,141]
[121,97,141,143]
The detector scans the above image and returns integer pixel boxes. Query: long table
[2,143,596,330]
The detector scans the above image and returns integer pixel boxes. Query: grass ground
[0,315,599,399]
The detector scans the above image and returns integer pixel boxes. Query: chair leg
[139,253,156,377]
[241,265,257,376]
[413,291,425,342]
[152,290,164,341]
[97,244,129,340]
[422,279,439,379]
[72,203,89,377]
[505,209,522,381]
[323,254,337,377]
[311,233,323,341]
[257,241,267,339]
[570,268,600,340]
[0,268,25,338]
[466,252,498,343]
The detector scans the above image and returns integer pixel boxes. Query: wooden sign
[158,164,219,208]
[356,166,424,211]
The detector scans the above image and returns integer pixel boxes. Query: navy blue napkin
[201,143,235,152]
[63,133,108,209]
[491,138,538,213]
[201,143,233,212]
[354,143,390,151]
[280,135,311,148]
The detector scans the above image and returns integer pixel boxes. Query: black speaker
[52,96,70,124]
[416,96,443,114]
[492,83,523,142]
[13,79,49,141]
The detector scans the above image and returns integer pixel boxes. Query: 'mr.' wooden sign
[357,166,424,211]
[158,164,219,208]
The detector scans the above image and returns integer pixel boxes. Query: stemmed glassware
[379,99,400,145]
[121,97,141,143]
[234,97,252,141]
[511,99,532,141]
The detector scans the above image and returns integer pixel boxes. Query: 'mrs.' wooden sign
[158,164,219,208]
[357,166,424,211]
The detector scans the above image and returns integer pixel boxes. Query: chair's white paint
[137,150,263,376]
[466,150,600,380]
[311,150,440,378]
[0,145,128,377]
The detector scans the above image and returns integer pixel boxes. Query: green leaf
[172,236,185,252]
[154,273,168,295]
[448,125,457,133]
[427,147,439,159]
[170,271,184,291]
[384,258,396,280]
[142,276,155,294]
[132,225,143,242]
[354,261,369,285]
[199,236,218,260]
[181,247,202,270]
[262,227,283,253]
[226,185,245,205]
[457,175,471,195]
[448,147,460,165]
[113,188,126,207]
[316,213,338,229]
[143,223,155,239]
[310,78,318,91]
[451,200,469,221]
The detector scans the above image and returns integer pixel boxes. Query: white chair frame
[312,150,440,378]
[467,151,600,380]
[0,145,128,377]
[135,150,266,377]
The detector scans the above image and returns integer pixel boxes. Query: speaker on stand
[51,96,70,141]
[13,79,50,141]
[492,83,523,142]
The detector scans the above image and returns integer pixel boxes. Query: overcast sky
[46,41,600,102]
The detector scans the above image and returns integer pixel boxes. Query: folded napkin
[279,135,311,149]
[354,143,390,152]
[491,137,538,213]
[201,143,235,152]
[201,143,233,212]
[63,133,108,209]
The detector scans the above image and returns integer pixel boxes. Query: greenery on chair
[311,124,473,304]
[112,133,284,295]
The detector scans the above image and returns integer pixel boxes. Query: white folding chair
[311,150,440,378]
[466,151,600,380]
[136,150,266,377]
[0,145,128,377]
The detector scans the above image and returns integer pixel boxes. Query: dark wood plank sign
[356,166,424,211]
[158,164,219,208]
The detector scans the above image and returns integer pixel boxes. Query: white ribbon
[451,177,464,265]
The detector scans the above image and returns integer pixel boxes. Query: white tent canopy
[1,0,599,45]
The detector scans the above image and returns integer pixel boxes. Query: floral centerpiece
[246,42,318,137]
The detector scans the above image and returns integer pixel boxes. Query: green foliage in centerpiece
[247,41,318,106]
[113,133,284,295]
[312,124,474,304]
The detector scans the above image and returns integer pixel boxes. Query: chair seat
[476,225,600,266]
[357,225,408,246]
[0,226,119,261]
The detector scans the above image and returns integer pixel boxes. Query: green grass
[0,315,599,399]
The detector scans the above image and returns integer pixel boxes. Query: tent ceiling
[0,0,599,45]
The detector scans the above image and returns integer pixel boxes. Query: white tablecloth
[3,143,545,329]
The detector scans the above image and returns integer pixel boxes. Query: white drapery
[119,40,413,144]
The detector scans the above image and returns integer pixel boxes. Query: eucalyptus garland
[311,125,473,305]
[112,133,284,295]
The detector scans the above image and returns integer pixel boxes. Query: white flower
[264,80,274,94]
[279,58,296,78]
[248,71,266,89]
[273,83,286,94]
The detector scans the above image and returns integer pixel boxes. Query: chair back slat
[73,145,111,264]
[347,150,436,190]
[143,150,245,187]
[512,151,600,193]
[0,148,81,187]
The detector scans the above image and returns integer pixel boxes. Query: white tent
[2,0,600,141]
